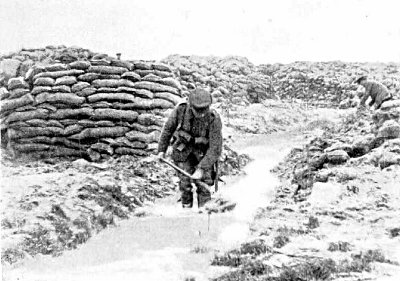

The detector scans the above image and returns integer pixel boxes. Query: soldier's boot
[181,190,193,208]
[197,185,211,208]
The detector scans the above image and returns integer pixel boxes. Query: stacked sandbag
[162,55,273,106]
[259,61,400,108]
[1,59,183,160]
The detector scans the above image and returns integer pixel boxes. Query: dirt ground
[2,102,400,281]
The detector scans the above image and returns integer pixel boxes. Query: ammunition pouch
[175,130,192,144]
[195,137,208,145]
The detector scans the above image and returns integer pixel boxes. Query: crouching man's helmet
[354,75,367,84]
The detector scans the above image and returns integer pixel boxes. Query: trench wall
[0,58,183,160]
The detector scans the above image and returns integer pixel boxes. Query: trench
[3,131,306,281]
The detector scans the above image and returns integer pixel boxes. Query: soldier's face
[191,106,210,118]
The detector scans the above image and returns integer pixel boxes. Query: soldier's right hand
[157,152,166,160]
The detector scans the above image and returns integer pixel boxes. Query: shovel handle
[159,157,212,193]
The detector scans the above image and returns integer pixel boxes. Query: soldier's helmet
[188,88,212,109]
[354,75,367,84]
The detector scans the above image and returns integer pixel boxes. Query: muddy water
[3,131,306,281]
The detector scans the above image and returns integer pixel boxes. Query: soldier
[157,88,222,208]
[355,76,393,110]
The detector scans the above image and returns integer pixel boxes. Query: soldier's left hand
[191,169,204,180]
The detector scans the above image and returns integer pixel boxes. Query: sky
[0,0,399,64]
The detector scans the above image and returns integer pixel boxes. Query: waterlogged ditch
[3,131,306,281]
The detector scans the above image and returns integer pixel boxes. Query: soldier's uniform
[158,89,223,208]
[356,76,392,109]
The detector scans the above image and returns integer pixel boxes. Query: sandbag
[121,72,141,82]
[111,137,147,149]
[137,113,164,127]
[90,58,110,66]
[153,98,175,109]
[76,87,96,97]
[90,143,114,154]
[87,92,136,103]
[135,70,154,77]
[110,60,133,70]
[95,120,115,127]
[77,73,100,82]
[0,87,10,100]
[34,69,84,79]
[8,126,65,139]
[131,89,154,99]
[35,92,85,106]
[17,136,53,144]
[143,74,163,83]
[44,63,69,72]
[25,119,63,128]
[17,136,84,150]
[49,108,93,119]
[31,86,52,95]
[69,126,129,140]
[130,123,161,134]
[88,65,127,75]
[17,145,87,157]
[114,147,148,156]
[153,92,182,104]
[5,108,48,123]
[14,143,50,152]
[76,119,95,127]
[64,124,84,135]
[72,82,91,92]
[92,79,135,88]
[69,61,91,70]
[6,121,28,129]
[112,99,155,110]
[8,88,30,99]
[161,77,181,89]
[92,108,139,122]
[152,63,171,72]
[97,87,118,93]
[91,101,113,108]
[34,77,55,87]
[1,94,34,113]
[154,70,174,78]
[133,81,179,95]
[51,85,71,93]
[37,103,57,112]
[14,105,37,112]
[54,76,77,86]
[125,130,160,143]
[48,146,86,157]
[134,62,152,70]
[8,77,29,91]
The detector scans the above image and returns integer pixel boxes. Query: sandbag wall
[259,61,400,107]
[0,60,183,160]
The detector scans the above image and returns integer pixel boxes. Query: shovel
[159,157,213,193]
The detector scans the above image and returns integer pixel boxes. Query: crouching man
[355,76,393,110]
[157,88,223,208]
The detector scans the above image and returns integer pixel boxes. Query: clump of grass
[273,234,290,248]
[191,245,210,254]
[239,239,271,255]
[306,216,320,229]
[328,241,351,252]
[211,249,244,267]
[278,258,336,281]
[388,227,400,238]
[1,248,26,264]
[211,260,272,281]
[338,249,395,273]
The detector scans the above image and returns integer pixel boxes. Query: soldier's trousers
[175,153,212,208]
